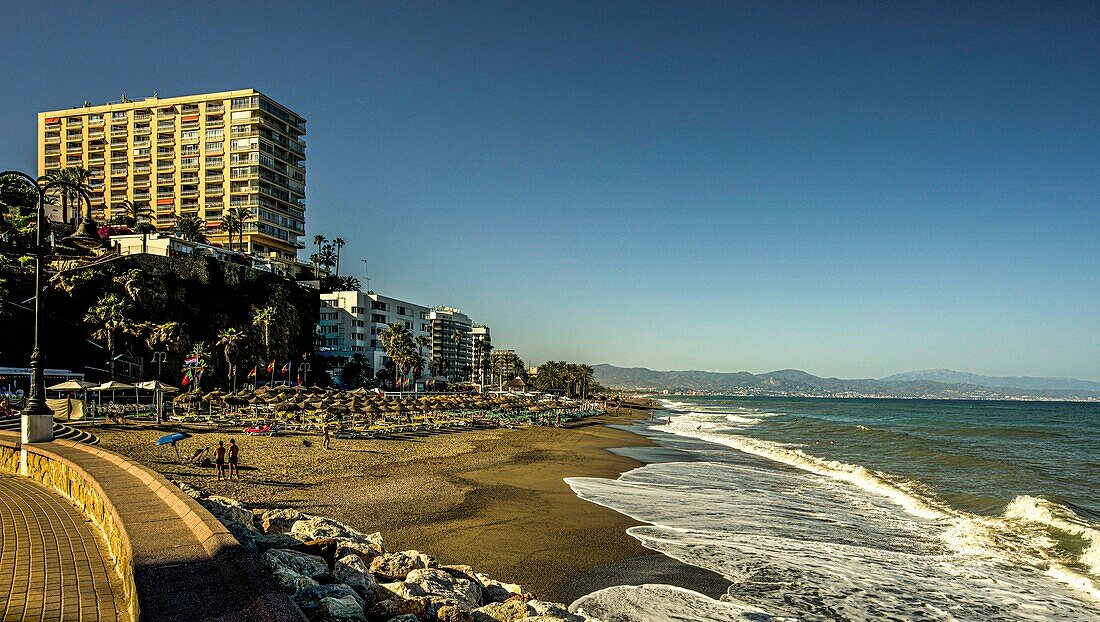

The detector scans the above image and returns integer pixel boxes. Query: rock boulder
[199,495,257,532]
[405,568,482,608]
[261,548,330,582]
[369,550,435,582]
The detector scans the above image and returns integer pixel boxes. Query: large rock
[473,598,534,622]
[527,601,584,621]
[291,516,381,544]
[271,568,319,596]
[405,568,481,608]
[365,596,430,621]
[378,581,427,600]
[433,602,475,622]
[317,595,366,621]
[475,574,526,604]
[225,521,259,556]
[255,532,308,554]
[386,616,419,622]
[335,554,379,599]
[295,583,365,615]
[261,508,309,534]
[300,537,339,570]
[370,550,435,582]
[261,548,330,581]
[200,495,258,531]
[337,537,385,564]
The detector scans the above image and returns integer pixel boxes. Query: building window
[371,301,388,311]
[370,314,386,324]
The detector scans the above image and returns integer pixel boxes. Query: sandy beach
[91,406,729,603]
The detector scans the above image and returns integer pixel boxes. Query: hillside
[879,369,1100,393]
[593,364,1100,401]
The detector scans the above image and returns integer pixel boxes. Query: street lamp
[1,170,97,443]
[299,362,311,387]
[152,351,167,378]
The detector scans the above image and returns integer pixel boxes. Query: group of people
[213,439,240,481]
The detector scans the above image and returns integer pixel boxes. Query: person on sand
[214,441,226,480]
[321,422,331,450]
[228,439,240,481]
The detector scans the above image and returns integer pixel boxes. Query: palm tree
[380,323,413,388]
[312,234,327,277]
[216,328,245,390]
[252,305,276,354]
[39,166,92,225]
[332,237,346,277]
[173,213,206,243]
[317,243,337,275]
[223,206,250,251]
[117,199,151,228]
[336,275,361,291]
[414,335,430,384]
[84,294,130,377]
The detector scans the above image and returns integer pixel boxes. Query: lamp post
[152,351,167,379]
[299,362,311,387]
[1,170,96,443]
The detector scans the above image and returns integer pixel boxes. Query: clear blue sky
[2,1,1098,380]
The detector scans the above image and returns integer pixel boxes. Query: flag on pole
[247,366,257,379]
[280,362,290,374]
[181,373,191,387]
[266,360,276,373]
[184,355,200,366]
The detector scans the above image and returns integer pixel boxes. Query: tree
[339,353,373,389]
[222,206,250,251]
[336,275,361,291]
[84,294,130,376]
[312,235,327,277]
[380,322,414,389]
[216,327,245,389]
[116,199,151,228]
[332,237,346,277]
[187,341,210,390]
[317,243,337,275]
[173,213,207,243]
[39,166,92,225]
[252,305,276,354]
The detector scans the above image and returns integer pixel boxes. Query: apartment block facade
[318,290,433,382]
[429,307,473,383]
[38,89,306,261]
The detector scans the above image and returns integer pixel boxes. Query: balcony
[110,180,127,189]
[111,129,127,137]
[44,147,61,156]
[181,188,200,198]
[206,102,224,112]
[88,130,105,139]
[67,118,83,126]
[205,174,224,182]
[156,163,175,172]
[205,118,224,127]
[157,136,175,146]
[66,145,82,153]
[133,179,150,189]
[158,108,175,117]
[133,164,151,174]
[134,126,150,135]
[181,161,200,171]
[88,117,104,126]
[44,135,61,144]
[133,191,151,200]
[110,156,128,164]
[88,156,105,165]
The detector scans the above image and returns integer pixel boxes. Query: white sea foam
[567,409,1100,620]
[570,584,794,622]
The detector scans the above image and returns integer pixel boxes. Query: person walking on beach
[214,441,226,480]
[321,422,331,450]
[228,439,240,481]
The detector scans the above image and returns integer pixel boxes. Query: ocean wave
[658,412,1100,603]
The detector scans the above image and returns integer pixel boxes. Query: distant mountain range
[592,364,1100,401]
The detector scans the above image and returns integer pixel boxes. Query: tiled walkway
[0,473,126,621]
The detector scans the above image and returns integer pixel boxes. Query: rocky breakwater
[180,484,606,622]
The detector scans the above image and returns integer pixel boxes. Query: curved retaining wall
[0,430,304,622]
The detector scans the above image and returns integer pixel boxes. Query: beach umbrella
[156,431,191,463]
[48,380,97,391]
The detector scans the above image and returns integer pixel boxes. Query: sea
[565,397,1100,621]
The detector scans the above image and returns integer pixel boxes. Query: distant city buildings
[38,89,307,262]
[429,307,473,384]
[471,325,492,385]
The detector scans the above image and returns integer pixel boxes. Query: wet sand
[92,406,729,602]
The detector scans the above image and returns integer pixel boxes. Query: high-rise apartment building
[429,307,473,383]
[38,89,306,261]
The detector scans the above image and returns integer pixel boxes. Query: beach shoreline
[92,403,730,603]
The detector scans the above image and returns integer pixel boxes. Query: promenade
[0,473,125,621]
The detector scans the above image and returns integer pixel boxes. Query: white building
[317,290,432,383]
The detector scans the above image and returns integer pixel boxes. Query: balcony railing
[157,137,175,146]
[44,135,61,144]
[133,164,151,173]
[88,117,104,126]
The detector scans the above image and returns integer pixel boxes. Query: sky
[1,1,1098,380]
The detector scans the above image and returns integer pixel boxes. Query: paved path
[0,473,126,621]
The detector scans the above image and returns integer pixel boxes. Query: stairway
[0,418,101,445]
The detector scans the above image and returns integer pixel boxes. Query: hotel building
[317,291,433,382]
[38,89,307,262]
[429,307,473,383]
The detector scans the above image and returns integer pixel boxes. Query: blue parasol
[156,432,191,446]
[156,432,191,464]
